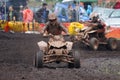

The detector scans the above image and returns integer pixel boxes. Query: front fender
[66,41,73,50]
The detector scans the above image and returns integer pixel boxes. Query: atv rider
[42,13,68,42]
[83,15,105,38]
[38,13,71,52]
[42,13,68,36]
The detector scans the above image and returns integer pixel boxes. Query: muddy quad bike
[34,34,80,68]
[71,26,117,51]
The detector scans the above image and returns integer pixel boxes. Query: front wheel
[68,50,80,68]
[73,50,81,68]
[68,51,74,68]
[35,50,44,68]
[89,37,99,51]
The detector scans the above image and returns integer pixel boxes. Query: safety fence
[0,20,40,32]
[0,20,120,39]
[0,20,71,33]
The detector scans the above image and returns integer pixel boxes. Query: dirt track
[0,31,120,80]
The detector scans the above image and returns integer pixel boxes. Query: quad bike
[34,34,80,68]
[70,25,117,51]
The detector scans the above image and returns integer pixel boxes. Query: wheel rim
[93,40,98,50]
[111,40,117,49]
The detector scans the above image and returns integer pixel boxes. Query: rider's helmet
[92,15,99,23]
[48,13,57,23]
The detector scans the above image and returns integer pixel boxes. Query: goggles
[49,19,56,22]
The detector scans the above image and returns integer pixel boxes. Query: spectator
[23,6,33,30]
[86,5,92,16]
[75,3,80,21]
[72,8,76,22]
[68,5,73,22]
[18,5,24,21]
[0,2,6,20]
[7,6,18,21]
[36,3,49,23]
[79,2,89,22]
[23,6,33,23]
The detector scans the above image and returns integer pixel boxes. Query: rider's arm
[41,22,49,33]
[60,23,68,34]
[42,26,47,33]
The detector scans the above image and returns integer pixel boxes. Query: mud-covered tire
[70,35,75,42]
[89,37,99,51]
[35,50,44,68]
[68,63,74,68]
[68,51,74,68]
[107,38,117,50]
[74,50,80,68]
[72,41,80,50]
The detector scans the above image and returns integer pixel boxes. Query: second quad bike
[34,34,80,68]
[70,24,117,51]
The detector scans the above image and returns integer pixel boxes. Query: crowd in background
[67,2,92,22]
[0,1,92,23]
[0,2,50,23]
[0,1,120,23]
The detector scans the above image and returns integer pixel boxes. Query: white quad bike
[34,34,80,68]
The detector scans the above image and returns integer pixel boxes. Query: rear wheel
[72,41,80,50]
[73,50,80,68]
[107,38,117,50]
[89,37,99,50]
[35,50,44,68]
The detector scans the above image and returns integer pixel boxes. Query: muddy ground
[0,31,120,80]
